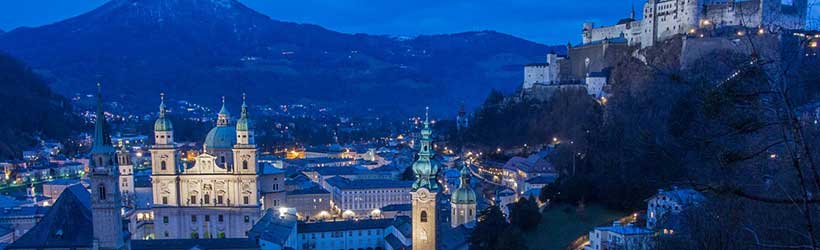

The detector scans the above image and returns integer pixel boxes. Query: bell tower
[150,93,179,209]
[89,83,129,250]
[233,93,257,175]
[411,107,439,250]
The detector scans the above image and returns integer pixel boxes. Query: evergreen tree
[469,206,508,250]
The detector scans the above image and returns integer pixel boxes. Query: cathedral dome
[204,126,237,149]
[154,117,173,131]
[451,187,477,204]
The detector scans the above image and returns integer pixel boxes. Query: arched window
[98,185,107,200]
[420,211,428,223]
[242,160,248,170]
[160,161,167,170]
[204,194,211,204]
[97,157,102,167]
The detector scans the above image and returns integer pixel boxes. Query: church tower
[411,107,439,250]
[150,93,179,207]
[89,83,129,250]
[450,165,477,228]
[456,103,468,132]
[117,146,134,208]
[233,93,257,175]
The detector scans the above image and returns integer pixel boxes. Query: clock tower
[411,107,439,250]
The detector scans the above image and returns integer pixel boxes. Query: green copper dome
[154,93,173,131]
[204,126,237,149]
[451,166,476,204]
[412,107,439,191]
[451,187,477,204]
[236,94,251,132]
[154,118,173,131]
[205,98,236,149]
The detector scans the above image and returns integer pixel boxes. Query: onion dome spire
[236,93,251,132]
[90,83,114,154]
[154,92,173,131]
[412,106,439,191]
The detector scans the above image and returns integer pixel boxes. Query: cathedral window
[160,161,167,170]
[190,195,197,204]
[98,185,106,200]
[217,195,223,204]
[469,209,473,216]
[205,215,210,222]
[218,214,224,222]
[244,216,250,223]
[420,211,428,222]
[204,194,211,204]
[242,160,248,170]
[191,215,197,223]
[243,196,249,204]
[220,156,226,164]
[162,196,168,204]
[163,216,169,224]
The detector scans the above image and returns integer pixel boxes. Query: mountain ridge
[0,0,561,115]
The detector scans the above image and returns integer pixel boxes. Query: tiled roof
[248,209,296,245]
[380,203,411,212]
[286,186,329,196]
[325,176,412,190]
[6,184,92,249]
[132,238,260,250]
[297,218,396,233]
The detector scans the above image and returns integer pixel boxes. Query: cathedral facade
[151,95,262,239]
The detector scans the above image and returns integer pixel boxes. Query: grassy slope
[523,204,626,250]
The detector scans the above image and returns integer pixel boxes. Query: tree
[508,196,541,231]
[495,227,529,250]
[469,206,509,250]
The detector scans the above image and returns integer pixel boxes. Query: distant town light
[758,28,765,35]
[810,41,818,48]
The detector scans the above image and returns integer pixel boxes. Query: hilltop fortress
[519,0,811,100]
[585,0,808,48]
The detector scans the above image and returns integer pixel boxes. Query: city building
[325,177,412,217]
[584,222,653,250]
[285,186,331,221]
[646,187,704,231]
[294,217,410,250]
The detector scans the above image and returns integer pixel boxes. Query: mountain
[0,0,559,115]
[0,52,82,160]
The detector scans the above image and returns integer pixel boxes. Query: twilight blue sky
[0,0,818,45]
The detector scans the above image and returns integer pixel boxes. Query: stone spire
[412,107,438,191]
[630,2,636,19]
[90,83,114,154]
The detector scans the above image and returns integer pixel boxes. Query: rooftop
[132,238,260,250]
[286,186,330,196]
[297,218,397,233]
[325,176,412,190]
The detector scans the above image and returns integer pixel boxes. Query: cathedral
[150,94,264,239]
